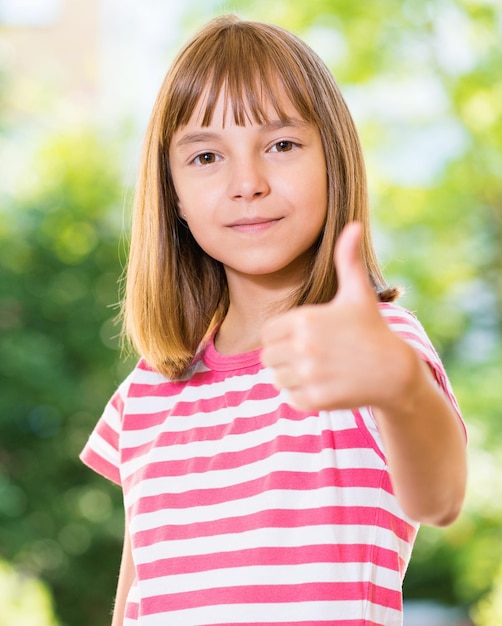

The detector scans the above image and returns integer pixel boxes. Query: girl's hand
[261,222,416,412]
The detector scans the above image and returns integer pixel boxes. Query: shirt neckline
[202,333,263,371]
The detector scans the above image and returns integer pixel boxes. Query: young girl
[81,15,467,626]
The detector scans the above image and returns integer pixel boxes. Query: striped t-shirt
[81,303,462,626]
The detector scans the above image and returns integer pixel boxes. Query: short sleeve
[80,374,133,486]
[379,303,464,426]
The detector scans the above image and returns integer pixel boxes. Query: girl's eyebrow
[174,118,310,149]
[174,131,221,149]
[262,117,310,131]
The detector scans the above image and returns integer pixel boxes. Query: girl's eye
[193,152,218,165]
[271,140,296,153]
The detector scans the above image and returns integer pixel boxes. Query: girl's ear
[175,197,185,218]
[176,199,187,220]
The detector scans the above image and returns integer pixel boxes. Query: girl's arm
[261,223,467,527]
[111,516,136,626]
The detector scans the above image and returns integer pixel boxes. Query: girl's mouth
[227,217,283,233]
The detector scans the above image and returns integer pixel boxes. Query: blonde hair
[123,14,398,379]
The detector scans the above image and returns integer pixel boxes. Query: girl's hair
[122,14,398,379]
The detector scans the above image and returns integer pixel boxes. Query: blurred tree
[0,558,60,626]
[0,130,133,626]
[474,559,502,626]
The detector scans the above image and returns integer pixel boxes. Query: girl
[81,15,467,626]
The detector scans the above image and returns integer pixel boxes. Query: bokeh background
[0,0,501,624]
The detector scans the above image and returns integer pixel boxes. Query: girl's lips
[227,218,283,233]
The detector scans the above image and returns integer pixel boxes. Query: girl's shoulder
[378,302,463,422]
[377,301,434,346]
[118,349,209,405]
[377,301,420,324]
[377,301,437,357]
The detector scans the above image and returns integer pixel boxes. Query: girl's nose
[228,156,270,201]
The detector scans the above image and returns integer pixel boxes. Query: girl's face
[169,86,328,290]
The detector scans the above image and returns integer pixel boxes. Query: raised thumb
[333,222,375,303]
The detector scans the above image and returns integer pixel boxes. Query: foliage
[473,560,502,626]
[0,558,60,626]
[0,130,133,626]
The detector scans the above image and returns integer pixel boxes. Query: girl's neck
[214,312,264,355]
[214,272,297,355]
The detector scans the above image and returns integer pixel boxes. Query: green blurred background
[0,0,501,624]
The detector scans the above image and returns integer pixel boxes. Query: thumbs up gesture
[261,222,410,411]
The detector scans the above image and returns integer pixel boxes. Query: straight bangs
[161,17,322,143]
